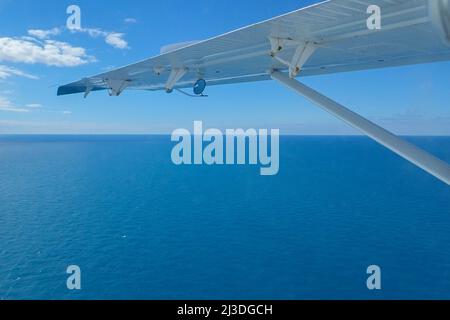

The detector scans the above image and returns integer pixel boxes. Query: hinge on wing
[153,67,165,76]
[165,68,188,93]
[82,78,93,98]
[105,79,131,96]
[84,85,93,99]
[269,37,317,78]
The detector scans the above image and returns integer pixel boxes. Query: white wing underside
[58,0,450,96]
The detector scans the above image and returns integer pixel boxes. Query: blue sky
[1,0,450,135]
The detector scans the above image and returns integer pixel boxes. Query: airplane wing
[57,0,450,185]
[58,0,450,97]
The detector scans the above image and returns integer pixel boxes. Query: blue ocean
[0,135,449,300]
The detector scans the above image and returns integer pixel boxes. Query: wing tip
[57,84,108,96]
[57,85,83,96]
[56,86,66,96]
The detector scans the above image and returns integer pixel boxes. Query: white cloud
[124,18,138,24]
[0,96,30,113]
[25,103,42,108]
[0,93,45,113]
[0,65,38,80]
[0,96,71,115]
[105,33,128,49]
[78,28,106,38]
[28,28,61,40]
[74,28,129,49]
[0,37,95,67]
[27,25,130,50]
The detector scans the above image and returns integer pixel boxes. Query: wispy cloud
[30,26,130,50]
[0,95,72,115]
[74,28,129,49]
[124,18,138,24]
[25,103,42,108]
[0,96,30,113]
[28,28,61,40]
[0,65,39,80]
[0,37,95,67]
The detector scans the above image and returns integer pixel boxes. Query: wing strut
[271,70,450,185]
[165,68,188,93]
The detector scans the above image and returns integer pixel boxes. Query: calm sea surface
[0,135,449,300]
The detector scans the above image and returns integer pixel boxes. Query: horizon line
[1,133,450,137]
